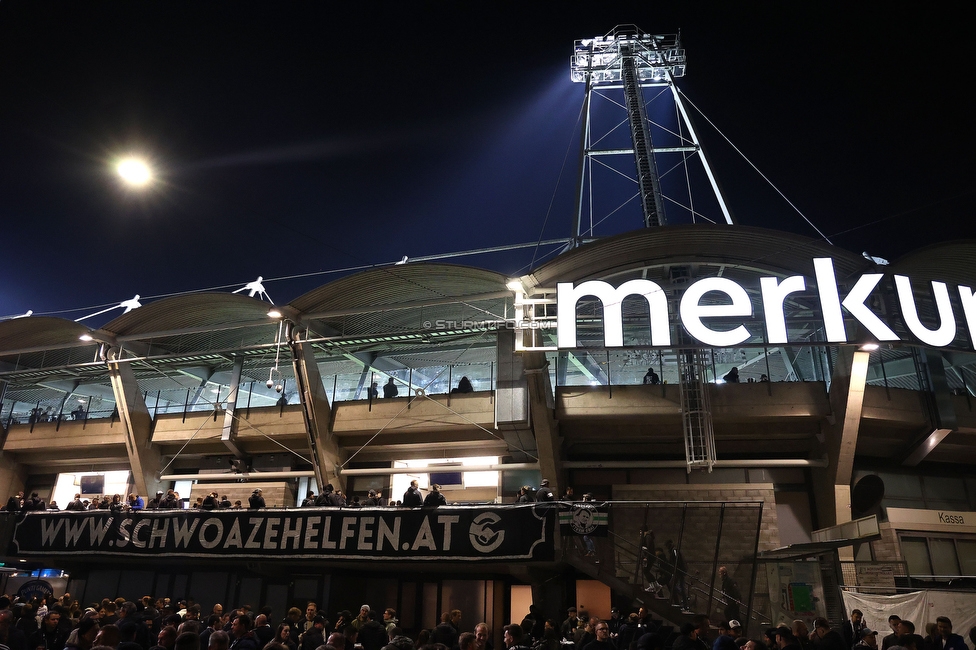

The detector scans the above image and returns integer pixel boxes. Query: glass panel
[264,584,290,625]
[188,572,230,614]
[923,476,966,502]
[930,538,960,576]
[957,540,976,576]
[880,473,923,499]
[900,537,932,576]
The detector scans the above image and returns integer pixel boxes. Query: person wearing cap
[356,609,387,650]
[774,627,801,650]
[517,486,536,503]
[854,629,878,650]
[606,608,621,636]
[535,479,554,502]
[351,605,371,632]
[424,485,447,507]
[560,608,578,642]
[812,618,847,650]
[248,488,265,509]
[730,622,744,640]
[148,491,165,509]
[713,621,738,650]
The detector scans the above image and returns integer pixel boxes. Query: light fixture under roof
[79,333,94,342]
[267,309,282,319]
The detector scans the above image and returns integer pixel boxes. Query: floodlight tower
[570,25,733,242]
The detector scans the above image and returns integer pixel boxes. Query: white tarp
[842,590,976,639]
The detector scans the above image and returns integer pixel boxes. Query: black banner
[8,505,554,561]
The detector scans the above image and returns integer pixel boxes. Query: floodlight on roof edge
[74,294,142,322]
[0,310,33,321]
[232,275,273,304]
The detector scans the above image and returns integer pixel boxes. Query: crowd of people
[0,590,971,650]
[2,479,565,515]
[724,610,975,650]
[0,594,537,650]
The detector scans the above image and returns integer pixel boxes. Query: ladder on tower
[678,348,716,471]
[620,43,666,228]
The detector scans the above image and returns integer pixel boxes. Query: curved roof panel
[101,292,277,337]
[887,240,976,286]
[289,263,510,314]
[0,316,93,355]
[288,263,512,342]
[526,225,870,287]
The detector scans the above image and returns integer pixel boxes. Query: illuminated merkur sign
[541,257,976,350]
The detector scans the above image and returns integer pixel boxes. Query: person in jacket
[423,484,447,507]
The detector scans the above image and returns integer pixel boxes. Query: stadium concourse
[1,226,976,634]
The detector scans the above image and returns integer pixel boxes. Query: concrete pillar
[0,454,28,504]
[106,347,164,497]
[221,356,245,458]
[812,347,870,558]
[522,350,562,494]
[290,331,346,492]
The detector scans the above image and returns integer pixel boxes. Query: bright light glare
[116,158,153,186]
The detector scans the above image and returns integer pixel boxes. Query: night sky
[1,2,973,322]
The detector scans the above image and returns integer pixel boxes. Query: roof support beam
[522,350,562,493]
[220,356,246,459]
[811,348,870,552]
[105,347,163,498]
[290,328,346,492]
[900,349,957,465]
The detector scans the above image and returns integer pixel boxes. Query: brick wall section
[612,484,782,555]
[870,522,902,562]
[191,481,296,509]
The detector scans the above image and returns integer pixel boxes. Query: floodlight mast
[569,25,734,244]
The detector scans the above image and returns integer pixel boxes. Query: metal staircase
[560,501,768,633]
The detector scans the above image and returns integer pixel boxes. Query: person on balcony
[424,485,447,507]
[403,480,424,508]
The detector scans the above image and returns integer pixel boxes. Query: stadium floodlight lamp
[116,157,153,187]
[570,26,685,85]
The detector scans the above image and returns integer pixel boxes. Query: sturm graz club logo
[570,505,598,535]
[468,512,505,553]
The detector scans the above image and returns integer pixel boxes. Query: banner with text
[8,506,555,561]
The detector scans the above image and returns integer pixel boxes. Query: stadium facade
[2,23,975,639]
